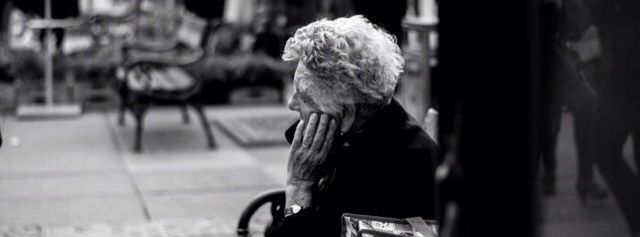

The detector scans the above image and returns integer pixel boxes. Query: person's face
[287,62,342,123]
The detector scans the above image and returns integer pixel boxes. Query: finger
[291,120,305,149]
[302,113,319,148]
[311,114,330,151]
[320,118,338,152]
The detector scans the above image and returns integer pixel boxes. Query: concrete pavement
[0,105,292,236]
[539,113,634,237]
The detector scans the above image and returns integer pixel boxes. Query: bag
[342,213,439,237]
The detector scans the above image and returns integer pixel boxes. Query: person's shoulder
[396,114,438,151]
[379,100,438,150]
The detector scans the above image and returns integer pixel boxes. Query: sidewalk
[539,113,633,237]
[0,105,292,236]
[0,107,632,236]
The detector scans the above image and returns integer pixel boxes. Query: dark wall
[437,0,539,236]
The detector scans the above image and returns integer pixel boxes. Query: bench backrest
[175,11,207,49]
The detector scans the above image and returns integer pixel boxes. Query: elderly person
[271,15,438,237]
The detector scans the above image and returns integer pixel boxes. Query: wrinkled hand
[287,113,338,187]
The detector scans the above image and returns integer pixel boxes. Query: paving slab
[0,196,146,226]
[542,191,623,223]
[107,108,261,173]
[245,147,289,166]
[0,113,123,174]
[137,182,279,235]
[541,114,631,236]
[541,220,630,237]
[109,107,249,153]
[0,173,134,200]
[0,106,291,236]
[122,148,258,174]
[245,146,289,185]
[204,105,293,119]
[142,188,278,228]
[133,166,279,193]
[106,107,289,235]
[0,218,242,237]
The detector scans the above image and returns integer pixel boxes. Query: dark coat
[588,0,640,105]
[539,0,596,132]
[271,99,438,237]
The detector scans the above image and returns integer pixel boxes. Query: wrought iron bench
[117,10,216,152]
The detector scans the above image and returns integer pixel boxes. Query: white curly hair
[282,15,404,111]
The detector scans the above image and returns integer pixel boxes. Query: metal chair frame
[116,10,216,152]
[236,188,285,237]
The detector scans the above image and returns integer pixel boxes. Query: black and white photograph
[0,0,638,236]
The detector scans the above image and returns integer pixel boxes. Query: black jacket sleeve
[269,207,330,237]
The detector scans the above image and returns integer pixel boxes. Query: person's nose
[287,95,300,112]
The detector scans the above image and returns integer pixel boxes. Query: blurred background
[0,0,634,236]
